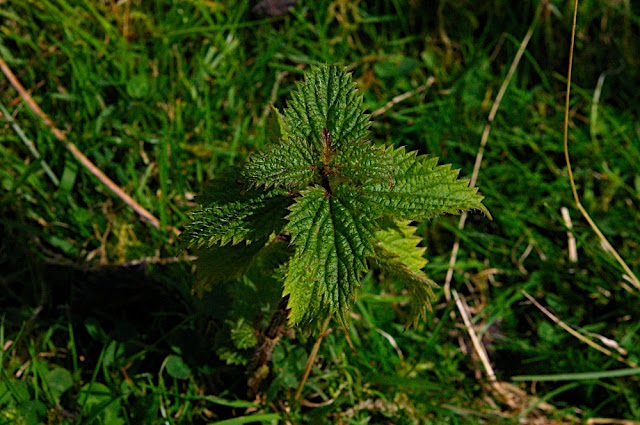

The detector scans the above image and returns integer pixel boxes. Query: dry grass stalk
[521,290,638,368]
[371,76,435,117]
[561,0,640,290]
[0,56,161,229]
[586,419,640,425]
[561,207,578,262]
[444,4,542,300]
[453,290,563,421]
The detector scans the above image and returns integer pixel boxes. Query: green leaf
[203,395,259,409]
[103,341,124,368]
[226,239,292,321]
[78,383,125,425]
[194,231,294,294]
[192,168,244,205]
[13,400,47,425]
[283,185,376,329]
[78,383,111,407]
[362,146,491,220]
[186,64,491,332]
[371,220,438,328]
[333,140,393,187]
[229,318,258,349]
[185,173,292,247]
[165,355,191,379]
[375,220,427,273]
[0,379,30,405]
[265,105,288,143]
[284,64,370,152]
[46,368,73,403]
[217,347,249,366]
[194,239,268,292]
[244,135,318,189]
[126,74,150,99]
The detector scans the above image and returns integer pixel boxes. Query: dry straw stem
[294,316,332,402]
[376,328,403,361]
[521,290,638,368]
[453,290,560,416]
[452,290,498,383]
[561,206,578,263]
[586,419,640,425]
[444,3,542,300]
[371,76,436,117]
[561,0,640,290]
[0,56,161,229]
[121,255,198,266]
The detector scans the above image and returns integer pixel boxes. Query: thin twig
[586,419,640,425]
[120,255,197,266]
[0,56,161,229]
[376,328,403,361]
[294,316,331,401]
[452,290,497,382]
[521,290,638,368]
[561,0,640,290]
[371,77,435,117]
[452,290,520,408]
[453,290,564,416]
[444,5,542,300]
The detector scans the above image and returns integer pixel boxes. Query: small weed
[1,0,639,423]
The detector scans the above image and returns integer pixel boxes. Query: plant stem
[247,295,290,397]
[294,316,331,402]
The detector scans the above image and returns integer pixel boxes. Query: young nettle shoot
[186,64,490,331]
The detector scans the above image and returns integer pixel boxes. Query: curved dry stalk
[521,290,638,368]
[562,0,640,290]
[371,77,435,117]
[294,316,331,402]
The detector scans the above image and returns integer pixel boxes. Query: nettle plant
[186,65,490,334]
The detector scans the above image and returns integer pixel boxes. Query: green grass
[1,0,640,423]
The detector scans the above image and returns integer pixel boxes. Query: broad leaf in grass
[284,64,370,151]
[165,355,191,379]
[244,135,318,190]
[186,64,490,331]
[371,220,438,328]
[283,185,376,329]
[185,172,292,247]
[362,146,491,220]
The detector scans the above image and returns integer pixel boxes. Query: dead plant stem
[444,4,542,299]
[294,316,331,402]
[0,56,161,229]
[521,290,638,368]
[561,0,640,290]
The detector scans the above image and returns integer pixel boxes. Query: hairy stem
[247,295,290,397]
